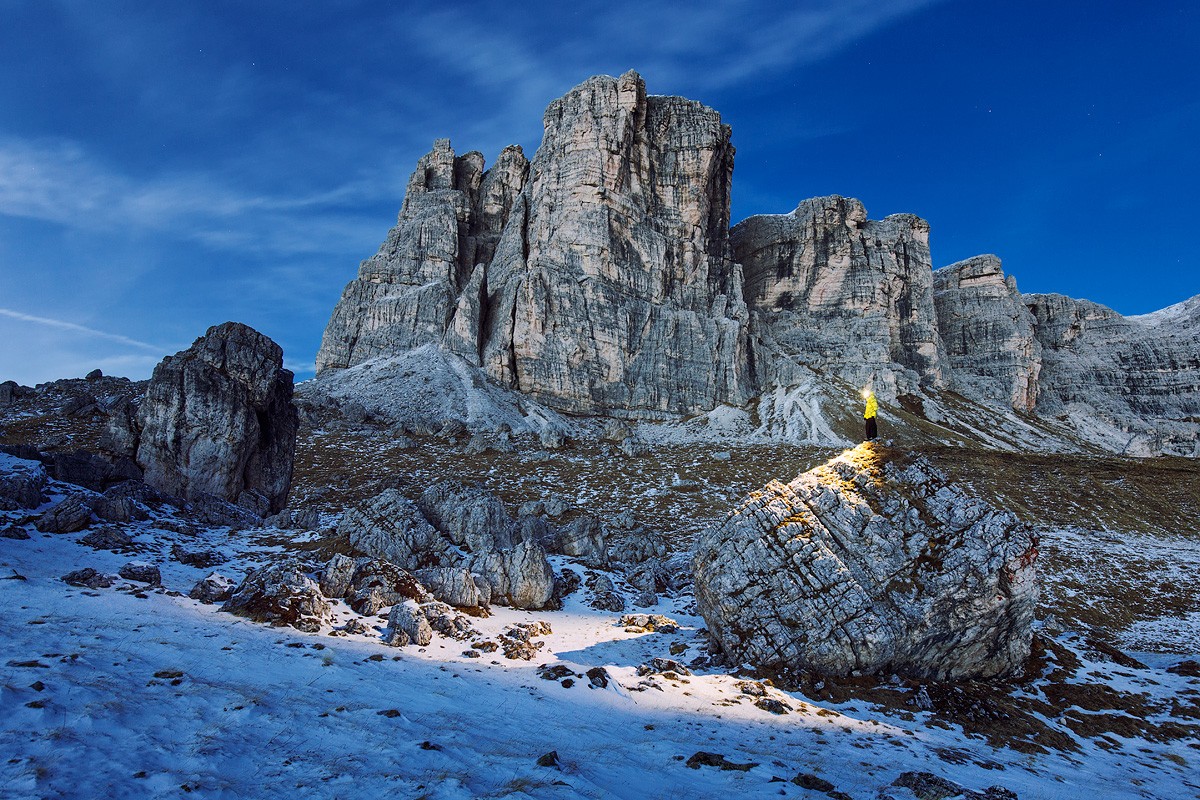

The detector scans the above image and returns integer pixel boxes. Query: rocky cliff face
[135,322,298,512]
[1025,293,1200,456]
[933,255,1041,412]
[732,195,947,401]
[317,70,750,418]
[312,71,1199,456]
[480,71,750,416]
[317,139,529,372]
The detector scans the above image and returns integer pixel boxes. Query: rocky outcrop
[0,453,47,510]
[316,70,751,419]
[305,70,1199,456]
[222,562,331,632]
[36,491,99,533]
[339,489,456,571]
[692,443,1038,680]
[135,322,298,513]
[481,70,750,416]
[1025,293,1200,456]
[732,195,947,401]
[933,255,1041,411]
[316,140,529,371]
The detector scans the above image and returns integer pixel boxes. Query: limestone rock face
[732,195,947,400]
[316,140,529,371]
[135,322,298,513]
[1025,293,1200,455]
[316,71,750,419]
[339,489,456,571]
[933,255,1041,411]
[692,443,1038,680]
[482,70,750,416]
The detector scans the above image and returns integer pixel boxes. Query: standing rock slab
[135,322,298,514]
[693,443,1038,680]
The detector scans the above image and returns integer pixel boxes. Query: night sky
[2,0,1196,385]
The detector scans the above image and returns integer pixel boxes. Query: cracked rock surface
[693,442,1038,680]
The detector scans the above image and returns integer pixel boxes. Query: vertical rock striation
[732,195,947,400]
[933,254,1041,411]
[1025,293,1200,455]
[481,70,750,416]
[316,70,750,419]
[136,322,298,513]
[316,139,529,371]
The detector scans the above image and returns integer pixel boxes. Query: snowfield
[3,496,1198,799]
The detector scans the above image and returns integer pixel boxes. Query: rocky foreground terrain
[2,331,1199,798]
[2,71,1199,799]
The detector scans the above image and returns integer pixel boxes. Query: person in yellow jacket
[863,389,878,440]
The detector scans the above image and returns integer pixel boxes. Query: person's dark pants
[865,416,877,440]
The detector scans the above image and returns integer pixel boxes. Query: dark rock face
[732,195,947,400]
[933,255,1041,411]
[693,443,1039,680]
[0,453,47,511]
[135,322,298,513]
[222,562,330,632]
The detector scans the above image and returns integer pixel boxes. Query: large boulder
[222,562,331,632]
[135,322,298,514]
[339,489,456,570]
[692,443,1038,680]
[471,539,556,610]
[0,453,47,511]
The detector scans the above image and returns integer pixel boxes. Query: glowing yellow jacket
[864,394,878,419]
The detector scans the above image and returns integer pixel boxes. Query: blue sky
[1,0,1196,385]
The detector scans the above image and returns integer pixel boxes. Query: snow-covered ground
[3,490,1199,799]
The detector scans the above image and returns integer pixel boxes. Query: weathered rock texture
[0,453,47,511]
[693,443,1038,680]
[222,562,331,632]
[1025,293,1200,456]
[318,70,750,419]
[732,195,947,400]
[135,322,298,513]
[933,255,1041,412]
[310,70,1200,456]
[317,140,529,371]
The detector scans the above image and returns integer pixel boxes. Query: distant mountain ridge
[313,70,1200,457]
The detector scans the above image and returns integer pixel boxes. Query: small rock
[80,527,135,551]
[755,698,791,715]
[792,773,834,792]
[119,561,162,585]
[172,544,227,568]
[536,751,560,768]
[586,667,610,689]
[189,573,236,604]
[62,568,115,589]
[685,752,757,771]
[385,601,433,647]
[2,525,31,540]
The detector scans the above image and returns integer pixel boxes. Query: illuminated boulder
[692,443,1038,680]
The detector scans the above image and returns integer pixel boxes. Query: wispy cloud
[0,137,391,256]
[0,307,168,353]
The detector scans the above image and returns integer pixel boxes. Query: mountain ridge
[311,71,1200,457]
